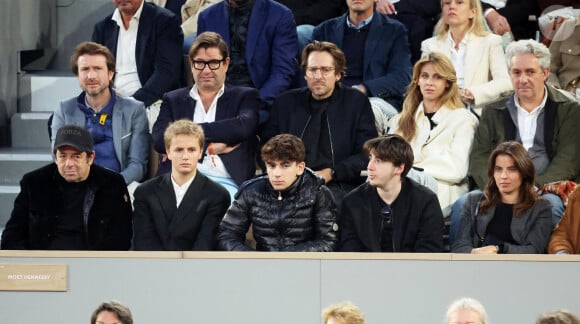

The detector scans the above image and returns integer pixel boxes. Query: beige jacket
[421,32,512,107]
[147,0,219,35]
[181,0,220,35]
[548,20,580,90]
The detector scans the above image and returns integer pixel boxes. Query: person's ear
[394,163,405,176]
[296,161,306,176]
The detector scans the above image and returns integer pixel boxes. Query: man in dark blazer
[92,0,183,115]
[262,41,377,207]
[312,0,412,134]
[133,120,230,251]
[197,0,297,107]
[152,32,263,199]
[340,135,444,252]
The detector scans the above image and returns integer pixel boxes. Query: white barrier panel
[0,252,578,324]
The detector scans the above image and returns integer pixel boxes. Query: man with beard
[263,41,377,207]
[312,0,413,134]
[51,42,149,188]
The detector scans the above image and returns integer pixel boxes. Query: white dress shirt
[112,1,144,97]
[171,173,195,208]
[189,85,231,178]
[447,32,468,89]
[515,87,548,150]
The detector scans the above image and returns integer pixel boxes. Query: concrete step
[0,148,52,185]
[0,185,19,234]
[18,71,79,112]
[11,112,52,149]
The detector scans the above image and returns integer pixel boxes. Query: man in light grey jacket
[51,41,149,186]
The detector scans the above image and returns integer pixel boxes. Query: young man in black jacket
[218,134,338,251]
[133,120,230,251]
[340,134,444,252]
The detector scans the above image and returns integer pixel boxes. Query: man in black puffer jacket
[218,134,338,251]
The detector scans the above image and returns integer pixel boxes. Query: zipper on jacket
[391,209,397,252]
[299,115,313,139]
[325,115,336,171]
[82,188,95,246]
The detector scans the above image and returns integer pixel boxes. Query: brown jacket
[548,185,580,254]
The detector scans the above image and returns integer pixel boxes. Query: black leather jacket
[218,168,338,251]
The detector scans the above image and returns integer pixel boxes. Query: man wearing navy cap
[1,125,132,250]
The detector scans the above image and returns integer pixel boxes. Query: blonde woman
[322,302,365,324]
[421,0,512,110]
[389,52,478,216]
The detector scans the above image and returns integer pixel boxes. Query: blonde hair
[434,0,489,39]
[164,119,205,151]
[322,302,365,324]
[397,51,463,141]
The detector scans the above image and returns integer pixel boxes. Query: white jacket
[389,104,478,215]
[421,32,512,108]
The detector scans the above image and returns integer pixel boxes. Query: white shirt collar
[346,14,374,30]
[514,86,548,115]
[112,0,144,28]
[446,31,470,48]
[170,172,196,208]
[189,84,226,101]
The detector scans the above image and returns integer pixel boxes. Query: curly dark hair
[261,134,305,163]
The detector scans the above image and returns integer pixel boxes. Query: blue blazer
[152,86,263,186]
[197,0,297,105]
[53,94,150,184]
[92,2,183,107]
[313,13,412,108]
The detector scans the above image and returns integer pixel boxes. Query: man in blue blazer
[197,0,297,106]
[92,0,183,109]
[52,42,149,186]
[152,32,263,199]
[313,0,412,134]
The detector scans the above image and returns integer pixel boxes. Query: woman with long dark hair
[452,141,552,254]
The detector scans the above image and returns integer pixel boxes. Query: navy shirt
[78,92,121,173]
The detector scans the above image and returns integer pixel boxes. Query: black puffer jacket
[218,168,338,251]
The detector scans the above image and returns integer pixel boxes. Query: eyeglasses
[381,205,392,224]
[305,66,335,77]
[191,59,225,70]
